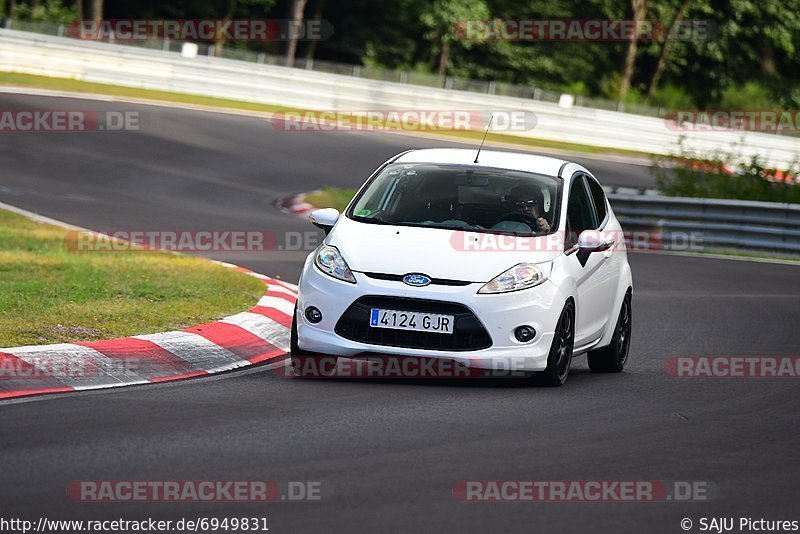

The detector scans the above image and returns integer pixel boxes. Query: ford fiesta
[292,148,632,386]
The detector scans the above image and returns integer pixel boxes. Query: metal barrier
[1,28,800,169]
[608,194,800,253]
[1,18,662,116]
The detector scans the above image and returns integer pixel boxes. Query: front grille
[363,272,473,287]
[334,296,492,351]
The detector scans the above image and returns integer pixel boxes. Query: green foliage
[14,0,798,111]
[563,81,589,97]
[652,141,800,204]
[719,82,775,110]
[649,83,695,110]
[419,0,490,51]
[12,0,76,23]
[304,188,356,213]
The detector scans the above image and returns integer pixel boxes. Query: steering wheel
[493,211,541,231]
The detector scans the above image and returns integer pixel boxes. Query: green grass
[0,72,651,158]
[304,188,357,213]
[0,209,266,347]
[0,72,295,114]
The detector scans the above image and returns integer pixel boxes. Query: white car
[292,148,632,386]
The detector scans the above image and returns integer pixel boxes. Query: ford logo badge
[402,273,432,287]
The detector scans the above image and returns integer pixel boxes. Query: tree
[420,0,489,83]
[213,0,238,57]
[303,0,325,61]
[646,0,692,102]
[285,0,308,66]
[618,0,647,100]
[91,0,101,22]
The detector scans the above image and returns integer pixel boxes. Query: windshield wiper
[353,215,391,225]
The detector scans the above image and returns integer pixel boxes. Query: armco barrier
[608,194,800,253]
[1,28,799,169]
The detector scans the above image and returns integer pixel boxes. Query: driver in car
[507,184,551,232]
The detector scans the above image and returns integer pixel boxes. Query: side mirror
[309,208,340,234]
[578,230,614,253]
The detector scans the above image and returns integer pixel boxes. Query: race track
[1,93,798,533]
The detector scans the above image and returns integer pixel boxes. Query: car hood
[328,216,563,282]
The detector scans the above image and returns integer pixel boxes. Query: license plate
[369,308,455,334]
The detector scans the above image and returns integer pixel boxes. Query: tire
[290,305,337,377]
[290,304,303,355]
[534,301,575,387]
[588,291,632,373]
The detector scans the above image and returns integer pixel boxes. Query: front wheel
[290,305,338,377]
[587,291,632,373]
[534,301,575,387]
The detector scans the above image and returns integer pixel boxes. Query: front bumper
[295,259,567,372]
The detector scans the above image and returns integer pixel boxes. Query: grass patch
[0,209,266,347]
[0,72,295,114]
[304,188,357,212]
[0,72,650,158]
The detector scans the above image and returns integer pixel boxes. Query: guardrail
[3,18,667,117]
[1,28,799,169]
[608,194,800,254]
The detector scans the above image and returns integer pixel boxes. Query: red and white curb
[0,263,296,400]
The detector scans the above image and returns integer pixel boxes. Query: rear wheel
[587,291,632,373]
[534,301,575,387]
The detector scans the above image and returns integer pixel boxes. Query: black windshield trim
[345,162,563,236]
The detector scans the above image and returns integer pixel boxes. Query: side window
[566,176,598,249]
[586,178,608,225]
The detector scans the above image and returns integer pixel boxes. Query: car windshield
[348,163,561,236]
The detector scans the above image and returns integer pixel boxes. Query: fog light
[305,306,322,323]
[514,325,536,342]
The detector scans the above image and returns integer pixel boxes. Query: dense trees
[5,0,799,109]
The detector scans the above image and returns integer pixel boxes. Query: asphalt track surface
[1,94,798,533]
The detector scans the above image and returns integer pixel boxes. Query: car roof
[392,148,570,178]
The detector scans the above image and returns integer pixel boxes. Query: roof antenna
[474,114,493,163]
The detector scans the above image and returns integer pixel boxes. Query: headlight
[314,245,356,283]
[478,262,550,294]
